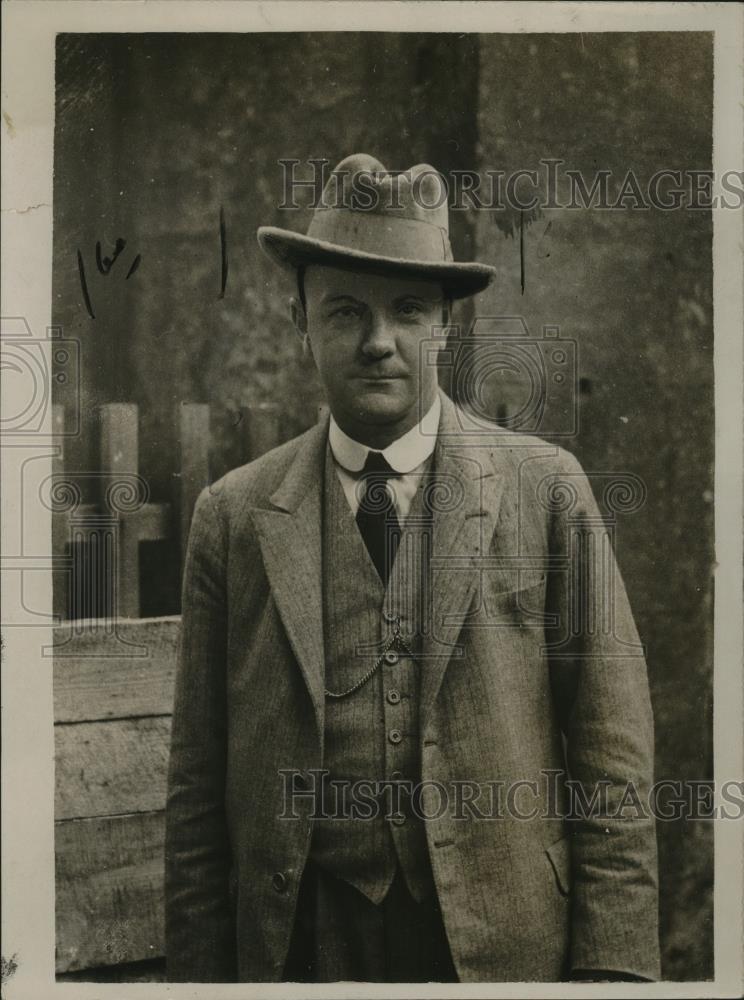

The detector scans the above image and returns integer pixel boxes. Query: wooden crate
[54,616,179,976]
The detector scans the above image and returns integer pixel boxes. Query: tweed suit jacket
[165,389,661,983]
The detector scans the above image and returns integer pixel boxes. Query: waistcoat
[309,442,436,904]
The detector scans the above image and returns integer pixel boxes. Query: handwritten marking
[77,249,95,319]
[96,237,126,275]
[76,237,141,318]
[125,254,142,280]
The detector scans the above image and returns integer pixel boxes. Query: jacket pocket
[546,835,572,896]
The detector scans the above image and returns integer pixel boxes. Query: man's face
[295,265,447,443]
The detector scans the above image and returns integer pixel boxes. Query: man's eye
[398,302,423,317]
[331,306,361,319]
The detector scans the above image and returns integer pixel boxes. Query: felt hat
[257,153,496,299]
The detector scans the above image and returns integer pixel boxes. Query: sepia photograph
[2,3,743,998]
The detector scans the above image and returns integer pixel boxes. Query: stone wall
[474,32,714,980]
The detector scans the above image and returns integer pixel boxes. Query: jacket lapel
[250,417,328,741]
[419,392,507,729]
[249,393,507,738]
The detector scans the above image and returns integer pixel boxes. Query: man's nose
[360,311,395,359]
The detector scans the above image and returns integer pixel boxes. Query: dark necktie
[355,451,401,584]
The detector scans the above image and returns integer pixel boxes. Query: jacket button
[386,688,401,705]
[271,871,287,893]
[384,650,399,665]
[388,729,403,745]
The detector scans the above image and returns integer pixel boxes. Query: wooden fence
[52,401,286,621]
[55,616,178,980]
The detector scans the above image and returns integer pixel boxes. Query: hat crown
[314,154,449,226]
[256,151,496,298]
[307,154,452,262]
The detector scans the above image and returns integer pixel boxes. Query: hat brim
[257,226,496,299]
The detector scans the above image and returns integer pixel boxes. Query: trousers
[283,860,458,983]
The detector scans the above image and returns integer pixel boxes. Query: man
[165,155,660,983]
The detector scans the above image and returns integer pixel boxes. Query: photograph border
[2,3,742,998]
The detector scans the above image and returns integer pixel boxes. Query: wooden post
[98,404,170,619]
[100,405,140,618]
[178,403,210,563]
[242,401,280,461]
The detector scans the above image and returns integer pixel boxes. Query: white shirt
[328,395,441,522]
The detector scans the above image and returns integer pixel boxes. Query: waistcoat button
[390,813,406,827]
[383,610,397,623]
[271,871,287,893]
[384,650,399,665]
[386,688,401,705]
[388,729,403,745]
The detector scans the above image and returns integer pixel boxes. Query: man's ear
[290,296,306,336]
[289,297,312,356]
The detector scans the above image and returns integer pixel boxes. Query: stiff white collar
[328,394,440,474]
